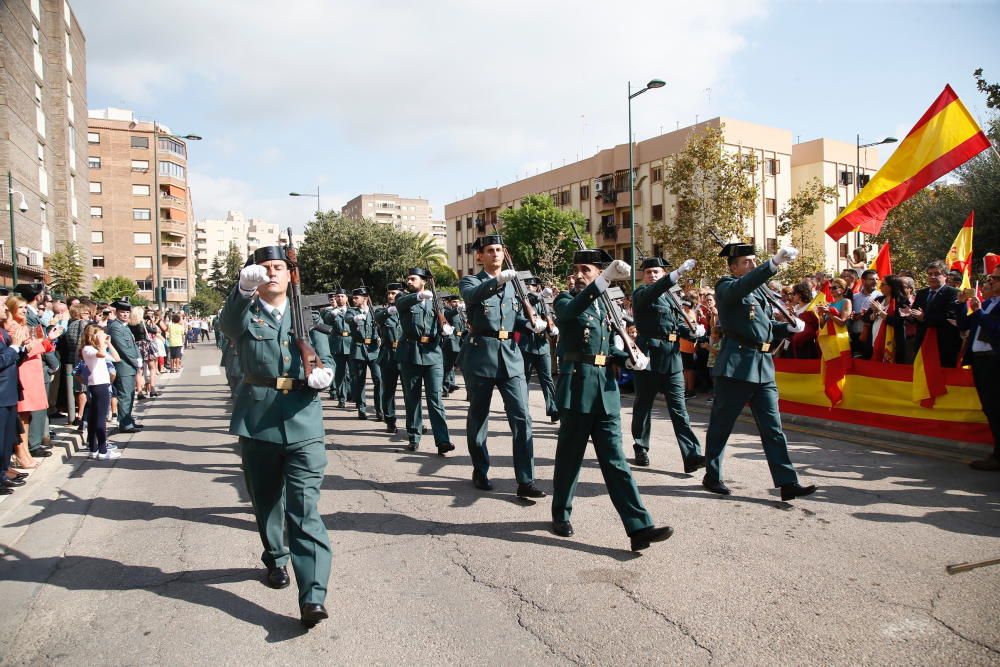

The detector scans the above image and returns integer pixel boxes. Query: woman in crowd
[848,247,868,273]
[817,278,853,328]
[167,313,185,372]
[788,282,820,359]
[143,311,162,396]
[869,274,911,364]
[80,324,120,460]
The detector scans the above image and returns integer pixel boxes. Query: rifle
[426,275,450,333]
[634,245,699,331]
[567,220,643,366]
[285,228,325,374]
[489,221,539,323]
[707,229,801,327]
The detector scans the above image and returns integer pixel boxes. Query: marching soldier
[516,277,560,423]
[550,250,673,551]
[222,245,335,628]
[347,287,382,421]
[441,294,466,395]
[322,289,353,407]
[630,257,706,472]
[216,308,242,397]
[374,283,404,434]
[702,243,816,501]
[108,296,144,434]
[459,234,546,498]
[393,268,455,454]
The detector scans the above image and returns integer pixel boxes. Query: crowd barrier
[773,358,992,446]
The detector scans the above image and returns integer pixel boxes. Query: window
[766,238,778,255]
[157,136,186,157]
[651,204,663,222]
[620,210,631,228]
[87,156,101,169]
[136,280,153,291]
[839,243,849,259]
[135,256,152,269]
[651,166,663,183]
[838,206,846,215]
[87,131,100,144]
[92,256,104,268]
[163,278,187,291]
[765,198,777,216]
[600,214,615,228]
[91,231,104,243]
[765,158,780,176]
[621,247,633,265]
[159,161,185,179]
[466,217,472,230]
[614,168,634,192]
[133,208,151,220]
[90,206,102,218]
[133,232,152,244]
[130,136,149,149]
[580,184,590,200]
[89,181,101,194]
[132,184,150,196]
[839,170,854,186]
[34,82,42,103]
[455,219,461,231]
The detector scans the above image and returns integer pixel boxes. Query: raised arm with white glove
[387,305,398,315]
[769,246,799,271]
[496,269,517,285]
[238,265,269,294]
[307,367,334,390]
[595,260,631,292]
[669,258,697,284]
[416,290,434,301]
[353,313,366,323]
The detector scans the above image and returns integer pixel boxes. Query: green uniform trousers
[522,351,558,417]
[351,357,382,417]
[442,347,460,391]
[630,369,702,462]
[240,435,331,606]
[331,354,351,402]
[379,358,400,422]
[704,376,798,487]
[398,361,450,445]
[552,406,653,535]
[113,374,137,429]
[465,370,535,485]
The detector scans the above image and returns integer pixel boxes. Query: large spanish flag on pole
[826,85,991,241]
[945,211,974,290]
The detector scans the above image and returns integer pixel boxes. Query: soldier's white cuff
[668,270,680,284]
[594,275,610,293]
[768,259,780,273]
[239,286,255,299]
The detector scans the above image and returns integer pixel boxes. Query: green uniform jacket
[108,319,142,378]
[347,307,380,361]
[516,294,554,356]
[458,271,528,378]
[441,307,467,354]
[632,274,695,375]
[322,307,353,355]
[373,306,403,363]
[220,287,330,444]
[553,282,627,414]
[713,261,792,384]
[394,292,444,366]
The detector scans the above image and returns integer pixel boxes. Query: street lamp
[151,122,201,310]
[854,134,898,247]
[289,187,322,217]
[7,171,29,284]
[628,79,665,291]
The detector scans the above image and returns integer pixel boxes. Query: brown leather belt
[724,334,774,353]
[364,338,372,344]
[340,332,350,337]
[563,351,608,367]
[473,329,511,340]
[243,373,311,392]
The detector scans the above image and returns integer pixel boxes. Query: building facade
[445,117,878,279]
[86,108,195,307]
[0,0,89,288]
[342,193,446,249]
[194,210,284,279]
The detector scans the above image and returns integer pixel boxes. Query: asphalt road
[1,344,997,666]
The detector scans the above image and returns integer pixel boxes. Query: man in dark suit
[958,267,1000,471]
[908,260,961,367]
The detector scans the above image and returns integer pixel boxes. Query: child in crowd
[153,330,167,373]
[80,324,120,460]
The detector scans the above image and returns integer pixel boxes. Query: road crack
[613,581,714,662]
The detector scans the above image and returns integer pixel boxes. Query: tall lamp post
[854,134,897,247]
[6,171,29,285]
[628,78,665,292]
[151,123,201,310]
[289,187,322,217]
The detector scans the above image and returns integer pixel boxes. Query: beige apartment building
[445,117,878,279]
[0,0,89,288]
[86,108,195,307]
[342,193,447,250]
[194,210,285,279]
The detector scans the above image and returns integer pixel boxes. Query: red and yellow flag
[870,298,897,364]
[945,211,974,290]
[984,253,1000,275]
[913,328,947,407]
[826,85,990,241]
[805,292,852,405]
[869,242,892,277]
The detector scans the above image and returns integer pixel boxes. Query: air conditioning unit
[28,250,43,266]
[593,180,603,193]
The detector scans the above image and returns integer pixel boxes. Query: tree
[498,194,593,286]
[46,241,85,299]
[974,67,1000,110]
[652,124,759,285]
[412,233,451,273]
[189,277,224,315]
[208,242,244,297]
[776,177,840,281]
[90,276,147,306]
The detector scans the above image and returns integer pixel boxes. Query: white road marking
[200,366,221,377]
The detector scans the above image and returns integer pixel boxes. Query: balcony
[160,219,188,236]
[600,226,619,243]
[161,242,187,258]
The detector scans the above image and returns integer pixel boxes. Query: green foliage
[208,242,244,297]
[974,68,1000,110]
[652,125,759,285]
[90,276,147,305]
[189,277,224,315]
[430,263,459,291]
[776,177,840,281]
[45,241,85,299]
[498,194,594,286]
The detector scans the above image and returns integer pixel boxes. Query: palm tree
[412,233,453,275]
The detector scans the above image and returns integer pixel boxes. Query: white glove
[677,258,696,275]
[442,323,455,336]
[549,325,560,337]
[541,287,554,299]
[787,317,806,334]
[530,317,547,333]
[417,290,434,301]
[626,353,650,371]
[612,335,625,351]
[457,303,466,311]
[601,260,631,283]
[496,269,517,285]
[694,324,706,338]
[387,306,397,315]
[238,265,269,292]
[771,246,799,266]
[307,367,334,390]
[353,313,366,323]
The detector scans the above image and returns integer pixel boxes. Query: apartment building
[86,108,195,307]
[445,117,877,278]
[194,210,284,279]
[342,193,446,250]
[0,0,89,287]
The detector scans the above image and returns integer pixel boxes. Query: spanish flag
[869,242,892,277]
[806,292,852,405]
[913,328,947,408]
[826,85,991,241]
[945,211,974,290]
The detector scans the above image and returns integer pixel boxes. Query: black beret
[471,234,504,251]
[572,248,614,268]
[351,287,368,297]
[406,267,433,280]
[387,282,404,291]
[719,243,755,258]
[640,257,670,270]
[244,245,288,267]
[112,296,133,311]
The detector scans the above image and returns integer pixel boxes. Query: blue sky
[74,0,999,234]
